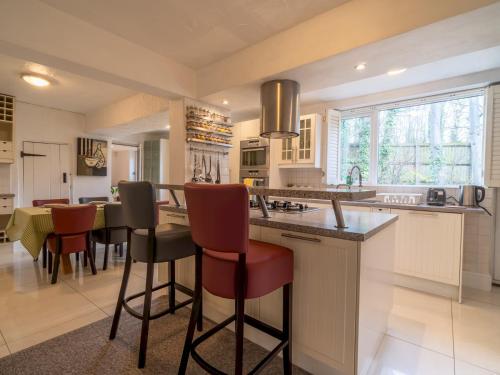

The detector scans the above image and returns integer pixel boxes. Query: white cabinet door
[392,209,463,285]
[485,84,500,187]
[278,114,321,168]
[259,227,358,373]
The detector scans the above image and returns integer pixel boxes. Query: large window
[339,116,371,183]
[338,91,485,186]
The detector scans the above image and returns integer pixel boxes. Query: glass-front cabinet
[278,114,321,167]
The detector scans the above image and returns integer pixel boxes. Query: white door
[22,142,70,206]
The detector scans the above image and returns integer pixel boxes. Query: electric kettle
[459,185,485,207]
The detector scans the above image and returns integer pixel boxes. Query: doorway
[111,143,140,186]
[22,141,70,207]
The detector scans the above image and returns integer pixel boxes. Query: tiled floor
[1,241,500,374]
[0,240,163,358]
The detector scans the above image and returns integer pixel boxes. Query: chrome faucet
[347,165,363,187]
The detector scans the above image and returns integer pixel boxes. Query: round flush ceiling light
[354,63,366,71]
[21,73,51,87]
[222,99,229,105]
[387,68,407,76]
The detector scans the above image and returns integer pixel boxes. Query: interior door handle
[20,151,46,158]
[63,172,67,183]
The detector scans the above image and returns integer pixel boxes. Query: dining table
[5,206,105,274]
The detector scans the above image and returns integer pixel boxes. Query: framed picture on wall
[77,137,107,176]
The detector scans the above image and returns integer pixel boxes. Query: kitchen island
[157,186,398,375]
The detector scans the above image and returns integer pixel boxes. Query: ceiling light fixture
[387,68,407,76]
[222,99,229,105]
[21,73,51,87]
[354,63,366,71]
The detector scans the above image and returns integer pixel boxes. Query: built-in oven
[240,139,269,171]
[240,169,269,187]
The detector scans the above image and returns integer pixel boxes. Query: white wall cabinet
[392,209,463,286]
[278,114,322,168]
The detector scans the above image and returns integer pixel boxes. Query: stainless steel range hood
[260,79,300,139]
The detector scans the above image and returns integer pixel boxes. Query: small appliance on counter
[426,188,447,206]
[459,185,485,207]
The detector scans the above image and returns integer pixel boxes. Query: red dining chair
[47,205,97,284]
[32,199,70,269]
[180,183,294,375]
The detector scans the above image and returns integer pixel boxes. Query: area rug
[0,297,309,374]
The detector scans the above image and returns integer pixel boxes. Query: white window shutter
[326,109,340,185]
[485,84,500,187]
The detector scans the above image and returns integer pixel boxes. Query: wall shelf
[186,126,233,137]
[186,137,233,148]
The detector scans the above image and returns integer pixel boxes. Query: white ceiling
[40,0,349,68]
[0,54,135,113]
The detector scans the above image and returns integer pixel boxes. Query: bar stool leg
[283,283,293,374]
[86,234,97,275]
[110,236,133,340]
[169,260,175,313]
[179,247,203,375]
[42,240,47,268]
[235,253,246,375]
[138,259,154,368]
[48,251,53,274]
[103,243,109,270]
[75,252,79,263]
[51,237,62,284]
[119,243,124,257]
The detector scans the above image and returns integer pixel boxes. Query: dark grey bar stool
[78,196,109,204]
[109,181,201,368]
[91,203,127,270]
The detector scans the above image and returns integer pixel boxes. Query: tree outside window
[339,116,371,184]
[377,95,484,185]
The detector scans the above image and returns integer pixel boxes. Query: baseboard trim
[394,274,459,299]
[462,271,492,291]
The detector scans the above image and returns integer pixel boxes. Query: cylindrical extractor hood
[260,79,300,139]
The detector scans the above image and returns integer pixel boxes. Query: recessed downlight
[354,63,366,71]
[21,73,50,87]
[387,68,407,76]
[222,99,229,105]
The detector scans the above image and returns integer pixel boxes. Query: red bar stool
[179,183,294,375]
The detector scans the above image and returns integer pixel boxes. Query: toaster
[426,188,447,206]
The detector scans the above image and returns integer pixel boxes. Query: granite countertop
[0,193,14,198]
[156,184,376,202]
[341,200,485,214]
[160,205,398,241]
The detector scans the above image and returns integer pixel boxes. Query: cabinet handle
[281,233,321,243]
[166,213,186,219]
[408,211,438,216]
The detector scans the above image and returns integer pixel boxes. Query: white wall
[13,102,112,205]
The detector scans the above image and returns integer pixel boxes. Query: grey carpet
[0,297,309,374]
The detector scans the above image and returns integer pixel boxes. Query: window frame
[337,88,486,187]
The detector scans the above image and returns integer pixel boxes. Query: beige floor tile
[455,360,498,375]
[387,287,454,356]
[0,281,101,343]
[453,299,500,373]
[8,309,106,353]
[463,286,500,307]
[63,270,166,316]
[368,335,454,375]
[0,345,9,359]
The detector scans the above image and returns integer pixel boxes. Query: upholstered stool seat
[130,223,194,263]
[203,239,293,299]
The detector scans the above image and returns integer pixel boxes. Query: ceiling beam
[0,0,196,99]
[197,0,498,97]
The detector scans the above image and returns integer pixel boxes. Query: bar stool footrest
[122,281,194,321]
[190,314,288,375]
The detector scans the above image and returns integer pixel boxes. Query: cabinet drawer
[0,149,13,161]
[0,141,12,151]
[159,211,189,226]
[0,206,12,215]
[0,198,12,207]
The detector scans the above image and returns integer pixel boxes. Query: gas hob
[250,200,319,214]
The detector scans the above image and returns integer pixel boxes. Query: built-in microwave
[240,139,270,170]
